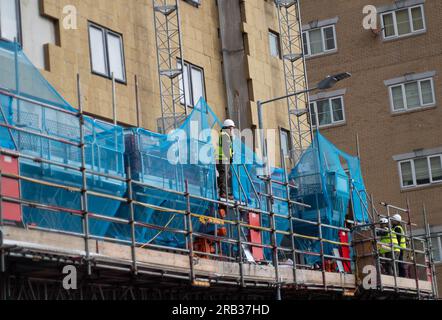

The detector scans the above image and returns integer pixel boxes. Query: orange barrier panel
[0,155,22,223]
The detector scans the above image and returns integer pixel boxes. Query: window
[269,30,281,59]
[303,25,336,57]
[280,129,291,158]
[0,0,20,42]
[399,155,442,188]
[389,78,435,112]
[178,60,205,108]
[88,23,126,82]
[310,96,345,128]
[381,5,426,39]
[430,235,442,262]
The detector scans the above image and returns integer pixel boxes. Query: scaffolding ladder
[152,0,187,133]
[275,0,313,165]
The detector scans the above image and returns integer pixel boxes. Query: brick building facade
[300,0,442,292]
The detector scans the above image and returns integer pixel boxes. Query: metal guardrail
[0,81,436,300]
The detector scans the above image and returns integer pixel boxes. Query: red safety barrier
[339,231,352,273]
[0,154,22,223]
[249,212,264,261]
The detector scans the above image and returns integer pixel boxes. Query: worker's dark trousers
[216,163,231,198]
[382,251,400,275]
[397,250,407,277]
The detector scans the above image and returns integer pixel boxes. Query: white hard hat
[380,218,389,224]
[392,214,402,222]
[223,119,236,128]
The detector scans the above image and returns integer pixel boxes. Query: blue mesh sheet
[0,40,370,266]
[289,132,369,265]
[109,99,219,247]
[0,40,126,236]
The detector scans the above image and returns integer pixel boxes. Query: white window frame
[429,155,442,184]
[280,128,291,158]
[310,96,345,128]
[269,30,281,59]
[178,60,206,108]
[380,4,426,40]
[88,22,126,83]
[0,0,21,43]
[398,154,442,189]
[433,235,442,263]
[303,24,337,57]
[389,77,435,113]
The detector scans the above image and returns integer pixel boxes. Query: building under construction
[0,0,438,300]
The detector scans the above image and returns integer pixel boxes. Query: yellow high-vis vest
[379,228,400,254]
[394,225,407,250]
[217,130,233,162]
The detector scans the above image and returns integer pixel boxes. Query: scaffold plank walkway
[1,226,432,296]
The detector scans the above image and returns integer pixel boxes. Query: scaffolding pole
[152,0,187,133]
[423,204,438,299]
[0,72,435,299]
[275,0,313,165]
[77,74,92,276]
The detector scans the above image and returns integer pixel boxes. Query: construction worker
[216,119,235,199]
[377,217,399,275]
[392,214,408,277]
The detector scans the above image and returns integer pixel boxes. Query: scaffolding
[275,0,312,166]
[0,40,437,300]
[152,0,186,133]
[352,201,439,299]
[0,94,436,300]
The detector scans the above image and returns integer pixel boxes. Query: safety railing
[0,76,435,300]
[0,79,358,299]
[352,201,438,299]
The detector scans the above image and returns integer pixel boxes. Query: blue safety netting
[289,132,370,265]
[0,40,126,236]
[0,39,370,267]
[108,99,219,248]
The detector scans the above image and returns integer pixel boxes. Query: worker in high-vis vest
[392,214,407,277]
[377,217,400,275]
[216,119,236,199]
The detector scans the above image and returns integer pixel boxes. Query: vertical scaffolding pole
[268,177,281,300]
[257,100,281,299]
[386,206,398,292]
[14,40,21,155]
[185,180,195,284]
[235,205,245,288]
[423,204,438,299]
[315,194,327,290]
[371,221,383,291]
[77,74,91,276]
[126,164,138,275]
[406,198,420,299]
[152,0,186,133]
[280,133,298,287]
[275,0,313,165]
